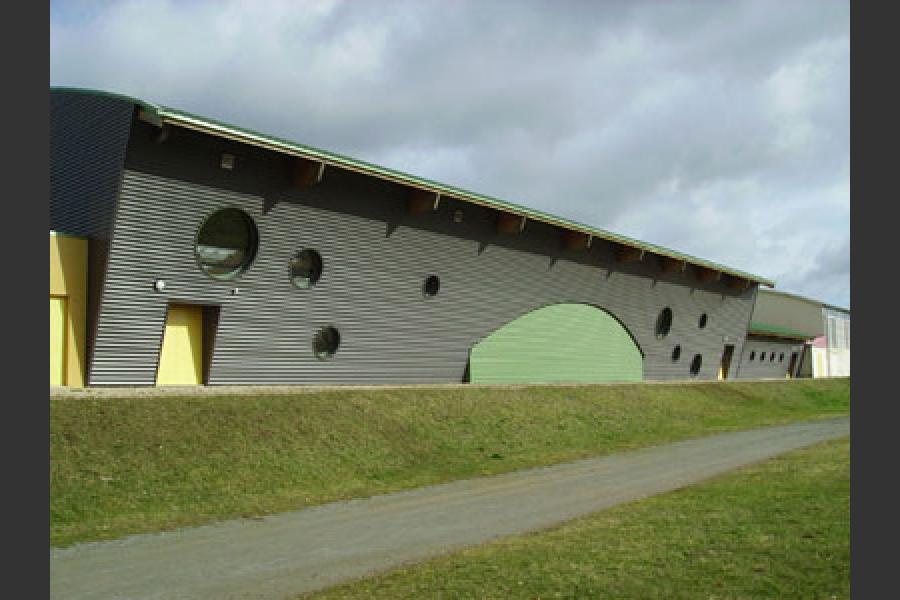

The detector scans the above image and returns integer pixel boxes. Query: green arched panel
[469,304,643,384]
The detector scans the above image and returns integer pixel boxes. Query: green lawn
[310,437,850,599]
[51,378,849,547]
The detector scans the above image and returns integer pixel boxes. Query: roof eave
[136,96,774,287]
[143,108,775,287]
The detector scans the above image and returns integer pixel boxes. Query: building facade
[736,288,851,380]
[812,305,851,377]
[50,87,775,387]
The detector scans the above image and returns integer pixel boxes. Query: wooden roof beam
[407,189,441,215]
[696,267,722,282]
[616,244,645,263]
[293,156,325,188]
[563,231,592,251]
[496,211,527,235]
[658,255,687,273]
[726,275,752,291]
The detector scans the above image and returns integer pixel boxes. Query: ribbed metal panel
[734,335,804,379]
[50,90,134,386]
[469,304,643,383]
[50,91,133,239]
[88,123,758,385]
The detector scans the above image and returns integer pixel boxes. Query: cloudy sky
[51,0,850,308]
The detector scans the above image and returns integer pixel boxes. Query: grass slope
[311,437,850,599]
[51,379,849,547]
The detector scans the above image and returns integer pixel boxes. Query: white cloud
[50,0,850,307]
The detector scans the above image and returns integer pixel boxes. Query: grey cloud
[50,0,849,307]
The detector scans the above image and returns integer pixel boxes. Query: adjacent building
[736,288,823,379]
[812,304,851,377]
[50,87,776,387]
[737,288,850,379]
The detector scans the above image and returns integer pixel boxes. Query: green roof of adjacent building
[748,321,818,340]
[51,86,776,287]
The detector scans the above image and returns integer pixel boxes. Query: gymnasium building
[51,87,778,387]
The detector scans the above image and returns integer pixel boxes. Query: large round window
[195,208,258,280]
[289,249,323,289]
[655,307,673,339]
[313,326,341,360]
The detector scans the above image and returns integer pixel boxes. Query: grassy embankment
[51,378,849,547]
[310,437,850,599]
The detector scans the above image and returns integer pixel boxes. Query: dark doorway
[787,352,799,379]
[202,305,221,385]
[718,345,735,380]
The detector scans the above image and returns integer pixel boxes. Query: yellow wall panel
[49,232,87,387]
[156,304,203,385]
[50,297,66,386]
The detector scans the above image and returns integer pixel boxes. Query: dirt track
[50,416,849,600]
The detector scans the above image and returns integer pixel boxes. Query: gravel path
[50,416,849,600]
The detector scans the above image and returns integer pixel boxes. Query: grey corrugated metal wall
[50,92,133,239]
[50,90,134,382]
[751,290,824,338]
[84,118,759,386]
[735,335,804,379]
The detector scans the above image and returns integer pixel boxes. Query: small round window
[749,351,756,361]
[698,313,708,329]
[195,208,258,280]
[313,326,340,360]
[671,345,682,361]
[655,307,673,339]
[423,275,441,297]
[289,249,323,289]
[690,354,702,377]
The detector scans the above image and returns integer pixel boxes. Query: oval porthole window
[779,353,785,362]
[195,208,258,280]
[289,249,323,289]
[423,275,441,297]
[698,313,708,329]
[312,326,340,360]
[672,345,682,361]
[690,354,702,377]
[655,307,673,339]
[749,351,756,361]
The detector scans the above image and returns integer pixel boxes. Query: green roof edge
[748,321,818,340]
[51,86,775,287]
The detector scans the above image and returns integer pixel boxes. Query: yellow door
[156,304,203,385]
[50,297,66,386]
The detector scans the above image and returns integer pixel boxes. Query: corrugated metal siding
[88,123,758,385]
[50,90,134,384]
[469,304,643,383]
[750,289,824,338]
[735,335,804,379]
[50,91,133,239]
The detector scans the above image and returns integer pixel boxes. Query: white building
[812,305,851,377]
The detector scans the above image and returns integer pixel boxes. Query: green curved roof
[51,86,775,287]
[748,321,818,340]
